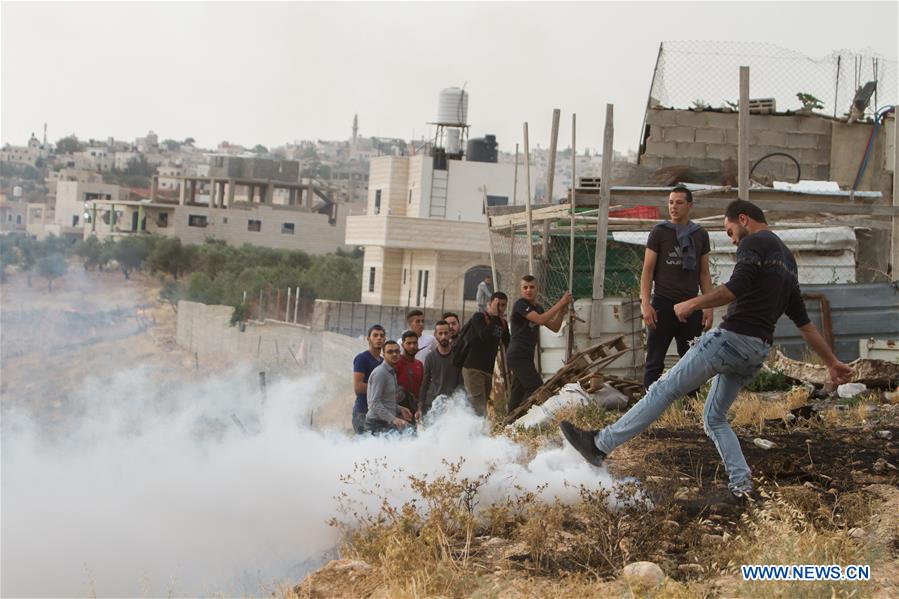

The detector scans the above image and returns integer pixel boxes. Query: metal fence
[649,41,897,119]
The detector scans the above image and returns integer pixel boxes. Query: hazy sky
[2,1,896,154]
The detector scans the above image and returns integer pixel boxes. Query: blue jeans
[595,328,770,492]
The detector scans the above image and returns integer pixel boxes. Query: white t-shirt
[415,332,436,362]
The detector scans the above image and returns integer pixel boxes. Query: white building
[0,134,51,167]
[53,180,126,235]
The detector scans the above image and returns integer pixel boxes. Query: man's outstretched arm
[798,322,854,385]
[674,285,736,321]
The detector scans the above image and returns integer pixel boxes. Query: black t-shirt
[507,298,544,359]
[646,223,711,303]
[721,230,811,344]
[463,313,510,373]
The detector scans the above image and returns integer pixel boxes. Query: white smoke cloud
[1,368,619,597]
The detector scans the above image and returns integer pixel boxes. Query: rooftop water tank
[437,87,469,125]
[466,135,498,163]
[445,129,462,155]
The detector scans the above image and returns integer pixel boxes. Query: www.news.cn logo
[741,564,870,581]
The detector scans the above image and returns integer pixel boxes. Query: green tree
[253,144,268,154]
[73,236,103,270]
[162,139,181,152]
[159,278,183,312]
[55,135,84,154]
[37,253,67,291]
[112,236,149,280]
[185,272,215,303]
[148,237,189,279]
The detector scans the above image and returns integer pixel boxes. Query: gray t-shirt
[647,223,711,303]
[419,348,462,413]
[365,361,401,424]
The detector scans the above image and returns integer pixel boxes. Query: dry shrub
[329,459,487,597]
[727,491,875,599]
[515,500,566,571]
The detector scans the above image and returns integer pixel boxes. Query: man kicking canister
[561,199,853,499]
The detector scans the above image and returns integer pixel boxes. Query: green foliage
[112,236,152,279]
[162,139,181,151]
[745,368,792,392]
[55,135,84,154]
[36,253,67,291]
[252,144,268,154]
[73,236,104,270]
[159,278,183,311]
[230,303,249,325]
[148,237,190,279]
[0,162,41,180]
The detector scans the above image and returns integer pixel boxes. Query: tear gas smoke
[1,367,620,596]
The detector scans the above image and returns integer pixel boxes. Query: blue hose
[852,105,895,191]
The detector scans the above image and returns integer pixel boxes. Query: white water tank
[437,87,468,125]
[445,129,461,154]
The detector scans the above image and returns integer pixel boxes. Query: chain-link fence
[650,41,897,118]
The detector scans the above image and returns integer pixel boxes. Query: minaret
[43,123,48,144]
[352,114,358,146]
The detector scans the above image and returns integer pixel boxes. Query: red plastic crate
[609,205,660,219]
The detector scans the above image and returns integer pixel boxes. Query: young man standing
[561,200,853,499]
[507,276,572,413]
[641,185,714,390]
[351,325,385,434]
[417,320,462,420]
[396,330,423,415]
[406,309,435,361]
[461,292,510,417]
[442,312,461,344]
[476,275,494,312]
[366,340,414,434]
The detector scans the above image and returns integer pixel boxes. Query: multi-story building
[0,133,51,167]
[0,194,28,234]
[346,89,533,308]
[53,181,127,236]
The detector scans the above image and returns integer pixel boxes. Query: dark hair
[405,309,424,321]
[442,312,459,321]
[400,329,419,342]
[671,185,693,203]
[434,319,449,328]
[521,274,536,283]
[490,291,508,302]
[484,274,492,279]
[366,324,385,337]
[384,340,400,349]
[725,199,767,224]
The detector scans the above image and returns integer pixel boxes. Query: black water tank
[466,134,498,163]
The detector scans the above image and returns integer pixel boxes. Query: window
[483,194,509,213]
[403,268,406,285]
[6,213,11,222]
[374,189,381,214]
[247,219,262,232]
[156,212,169,228]
[222,217,228,224]
[368,267,376,292]
[416,270,423,305]
[16,214,21,225]
[281,222,295,234]
[423,270,429,300]
[408,189,412,204]
[72,215,79,226]
[188,214,208,228]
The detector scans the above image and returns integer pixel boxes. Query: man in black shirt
[561,200,853,499]
[641,186,714,389]
[461,292,511,417]
[507,275,572,413]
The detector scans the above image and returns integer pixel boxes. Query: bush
[745,368,792,392]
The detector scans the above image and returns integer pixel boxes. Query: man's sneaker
[559,420,607,467]
[730,486,760,504]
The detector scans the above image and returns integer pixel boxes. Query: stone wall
[640,108,839,182]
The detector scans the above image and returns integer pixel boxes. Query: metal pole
[294,287,300,323]
[833,55,841,118]
[567,113,577,362]
[523,122,534,275]
[541,109,561,271]
[738,66,750,201]
[590,104,614,341]
[512,143,519,206]
[286,287,291,321]
[891,113,899,277]
[258,289,264,320]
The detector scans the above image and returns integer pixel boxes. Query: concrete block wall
[641,108,835,182]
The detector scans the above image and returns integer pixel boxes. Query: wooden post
[567,113,577,362]
[482,186,499,285]
[523,122,534,275]
[541,109,561,264]
[892,115,899,277]
[512,143,520,206]
[738,66,750,201]
[510,143,519,277]
[590,104,614,340]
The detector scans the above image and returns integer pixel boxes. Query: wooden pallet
[578,373,644,400]
[502,335,630,425]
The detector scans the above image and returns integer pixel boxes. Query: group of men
[348,187,852,499]
[351,276,573,434]
[561,189,853,500]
